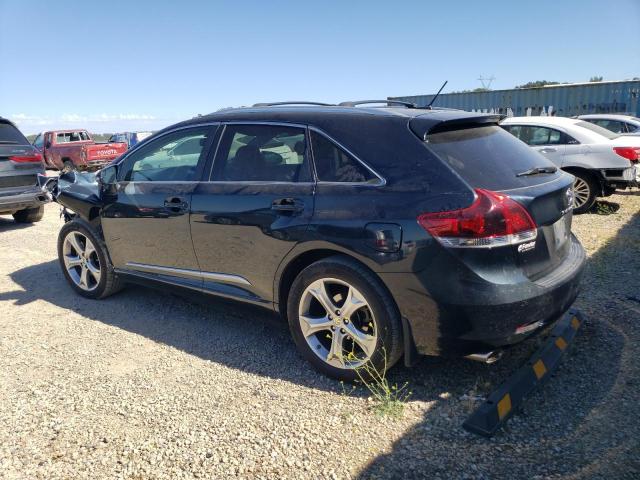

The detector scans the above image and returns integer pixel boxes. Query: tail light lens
[613,147,640,162]
[9,153,43,164]
[418,189,537,248]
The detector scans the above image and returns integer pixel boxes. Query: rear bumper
[0,185,48,213]
[381,234,586,357]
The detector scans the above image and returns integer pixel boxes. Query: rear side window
[575,121,618,140]
[592,119,625,134]
[426,126,560,190]
[213,124,311,182]
[505,125,565,146]
[310,131,378,183]
[0,122,28,145]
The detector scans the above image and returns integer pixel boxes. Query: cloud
[10,112,166,135]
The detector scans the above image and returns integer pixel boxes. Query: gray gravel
[1,190,639,479]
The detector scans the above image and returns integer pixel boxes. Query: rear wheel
[571,171,597,214]
[57,220,123,299]
[287,256,403,381]
[13,205,44,223]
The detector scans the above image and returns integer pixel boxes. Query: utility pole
[477,75,495,90]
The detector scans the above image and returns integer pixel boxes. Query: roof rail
[338,100,416,108]
[252,101,335,107]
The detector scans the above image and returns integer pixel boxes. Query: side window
[594,119,624,133]
[310,131,377,183]
[212,124,311,182]
[526,126,563,146]
[624,122,638,133]
[120,126,212,182]
[33,134,43,148]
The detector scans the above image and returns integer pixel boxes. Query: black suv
[50,102,585,380]
[0,117,47,223]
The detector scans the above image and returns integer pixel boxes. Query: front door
[190,123,315,302]
[101,125,218,287]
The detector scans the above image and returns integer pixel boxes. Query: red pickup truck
[32,130,127,171]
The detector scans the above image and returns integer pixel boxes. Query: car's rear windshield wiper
[516,166,558,177]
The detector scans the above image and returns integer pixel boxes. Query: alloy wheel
[573,177,591,210]
[62,231,101,291]
[298,278,377,369]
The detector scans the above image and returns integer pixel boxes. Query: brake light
[418,189,537,248]
[613,147,640,162]
[9,153,43,164]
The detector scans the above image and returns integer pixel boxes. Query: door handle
[164,196,188,212]
[539,147,557,153]
[271,198,304,214]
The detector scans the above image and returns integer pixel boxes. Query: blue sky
[1,0,639,134]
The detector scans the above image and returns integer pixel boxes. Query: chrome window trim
[125,262,252,286]
[307,126,386,186]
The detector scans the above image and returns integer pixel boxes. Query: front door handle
[271,198,304,214]
[164,196,189,213]
[539,147,557,153]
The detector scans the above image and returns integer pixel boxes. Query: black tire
[287,255,403,382]
[62,160,75,173]
[13,205,44,223]
[571,171,598,214]
[57,219,124,299]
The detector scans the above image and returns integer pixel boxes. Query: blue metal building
[390,80,640,117]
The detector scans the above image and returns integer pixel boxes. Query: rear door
[101,125,218,288]
[502,124,566,166]
[189,123,315,303]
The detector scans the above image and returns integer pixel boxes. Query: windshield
[576,121,619,140]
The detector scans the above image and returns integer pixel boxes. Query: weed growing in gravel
[341,349,412,419]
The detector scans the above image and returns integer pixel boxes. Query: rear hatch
[0,121,43,192]
[410,116,575,280]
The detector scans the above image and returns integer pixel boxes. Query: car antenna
[425,80,448,109]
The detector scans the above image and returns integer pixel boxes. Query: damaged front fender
[39,171,104,223]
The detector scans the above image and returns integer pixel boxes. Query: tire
[287,255,403,382]
[13,205,44,223]
[57,219,123,299]
[62,160,75,173]
[571,171,598,214]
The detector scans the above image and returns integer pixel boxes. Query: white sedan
[577,114,640,136]
[501,116,638,213]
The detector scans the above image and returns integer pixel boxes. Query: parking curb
[462,308,584,437]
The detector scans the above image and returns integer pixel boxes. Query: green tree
[589,76,603,82]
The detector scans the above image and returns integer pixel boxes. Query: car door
[101,124,218,288]
[189,123,315,303]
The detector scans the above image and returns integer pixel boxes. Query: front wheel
[571,172,598,214]
[287,256,403,381]
[57,220,123,299]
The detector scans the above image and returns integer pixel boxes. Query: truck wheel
[62,160,76,173]
[572,172,597,214]
[287,255,403,382]
[57,219,124,299]
[13,206,44,223]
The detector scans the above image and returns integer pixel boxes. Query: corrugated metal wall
[390,80,640,117]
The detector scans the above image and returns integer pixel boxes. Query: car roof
[501,116,581,127]
[578,114,639,122]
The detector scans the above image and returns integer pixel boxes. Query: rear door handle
[164,196,189,212]
[271,198,304,214]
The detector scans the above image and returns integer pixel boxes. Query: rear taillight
[418,189,537,248]
[9,153,43,164]
[613,147,640,162]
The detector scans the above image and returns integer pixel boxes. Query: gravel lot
[1,190,639,479]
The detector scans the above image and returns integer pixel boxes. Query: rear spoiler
[409,113,505,140]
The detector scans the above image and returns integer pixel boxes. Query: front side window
[310,131,377,183]
[120,126,212,182]
[212,124,311,182]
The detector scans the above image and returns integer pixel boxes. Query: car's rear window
[0,122,29,145]
[425,125,561,190]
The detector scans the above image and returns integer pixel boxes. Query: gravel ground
[0,190,639,479]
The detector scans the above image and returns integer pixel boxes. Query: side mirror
[98,165,118,198]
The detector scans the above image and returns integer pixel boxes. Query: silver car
[0,117,48,223]
[577,114,640,136]
[501,116,638,213]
